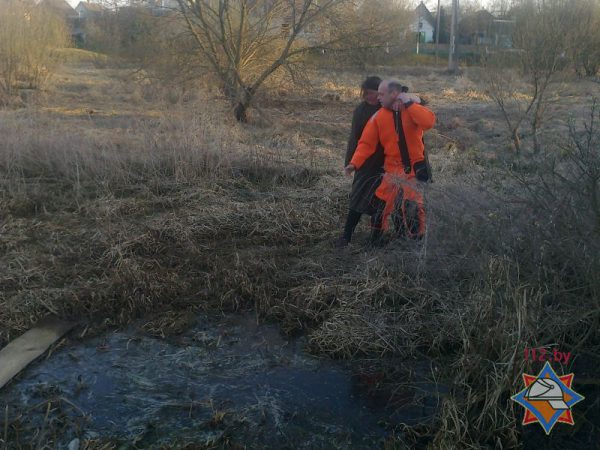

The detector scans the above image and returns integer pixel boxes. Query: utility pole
[448,0,459,73]
[435,0,441,65]
[416,7,422,55]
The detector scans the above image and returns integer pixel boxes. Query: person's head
[361,76,381,106]
[377,78,404,109]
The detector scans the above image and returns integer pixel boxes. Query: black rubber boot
[334,236,350,248]
[342,209,362,243]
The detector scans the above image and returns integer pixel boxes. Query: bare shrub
[564,0,600,77]
[425,103,600,447]
[506,99,600,341]
[483,0,572,153]
[0,0,69,98]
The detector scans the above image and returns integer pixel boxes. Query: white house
[410,1,435,43]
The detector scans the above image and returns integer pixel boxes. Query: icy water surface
[0,314,441,448]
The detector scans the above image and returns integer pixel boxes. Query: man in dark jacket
[336,76,384,247]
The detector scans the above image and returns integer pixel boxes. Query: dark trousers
[342,208,379,242]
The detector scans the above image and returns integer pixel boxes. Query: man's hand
[391,93,421,111]
[344,164,356,177]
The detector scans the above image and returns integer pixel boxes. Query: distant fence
[413,43,517,65]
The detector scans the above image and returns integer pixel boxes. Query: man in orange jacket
[344,78,435,243]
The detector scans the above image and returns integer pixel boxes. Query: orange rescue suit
[350,104,436,235]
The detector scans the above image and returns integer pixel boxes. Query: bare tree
[174,0,348,122]
[327,0,411,69]
[483,0,570,153]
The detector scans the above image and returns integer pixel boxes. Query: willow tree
[175,0,346,122]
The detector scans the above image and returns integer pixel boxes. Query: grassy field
[1,50,599,448]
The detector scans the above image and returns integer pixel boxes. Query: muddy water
[1,314,441,448]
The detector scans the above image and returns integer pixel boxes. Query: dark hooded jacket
[344,101,385,214]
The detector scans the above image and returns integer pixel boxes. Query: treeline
[510,0,600,77]
[1,0,598,113]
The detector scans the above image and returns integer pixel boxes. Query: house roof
[75,1,106,12]
[415,1,435,26]
[38,0,76,16]
[459,9,496,35]
[473,9,495,21]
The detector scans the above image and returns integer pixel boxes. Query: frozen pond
[1,314,442,448]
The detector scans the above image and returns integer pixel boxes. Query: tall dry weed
[0,105,244,212]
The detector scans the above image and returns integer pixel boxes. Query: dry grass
[1,56,599,448]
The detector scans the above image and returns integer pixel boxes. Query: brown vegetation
[0,0,600,449]
[0,45,599,449]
